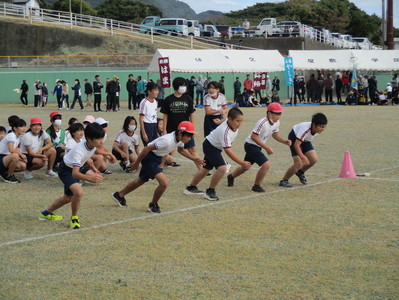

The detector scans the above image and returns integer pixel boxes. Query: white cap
[83,115,95,123]
[95,117,109,125]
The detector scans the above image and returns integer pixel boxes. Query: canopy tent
[147,49,285,73]
[289,50,399,71]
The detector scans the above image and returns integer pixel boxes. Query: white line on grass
[356,177,399,182]
[0,178,341,248]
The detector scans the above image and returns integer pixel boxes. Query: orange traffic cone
[339,151,357,178]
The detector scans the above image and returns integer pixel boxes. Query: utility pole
[80,0,82,14]
[386,0,394,49]
[381,0,386,48]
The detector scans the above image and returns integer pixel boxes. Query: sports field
[0,104,398,299]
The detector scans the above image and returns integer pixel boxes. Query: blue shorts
[288,130,314,156]
[26,154,35,169]
[184,138,195,149]
[112,148,133,161]
[141,122,158,146]
[58,161,89,196]
[244,142,268,166]
[139,151,163,182]
[204,115,222,137]
[202,139,226,170]
[0,154,7,172]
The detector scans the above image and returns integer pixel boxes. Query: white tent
[289,50,399,71]
[147,49,285,73]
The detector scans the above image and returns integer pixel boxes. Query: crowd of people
[2,77,329,230]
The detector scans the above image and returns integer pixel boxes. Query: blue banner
[351,67,358,90]
[284,57,294,86]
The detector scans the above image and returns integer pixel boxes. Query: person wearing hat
[93,117,116,174]
[20,118,58,179]
[111,121,203,213]
[226,103,291,193]
[46,112,66,170]
[83,115,95,128]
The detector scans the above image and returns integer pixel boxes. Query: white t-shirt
[65,137,86,153]
[203,93,227,116]
[0,132,21,155]
[206,120,238,150]
[114,130,140,148]
[149,132,184,157]
[139,98,158,123]
[293,122,318,142]
[245,118,280,146]
[21,130,50,154]
[63,140,96,168]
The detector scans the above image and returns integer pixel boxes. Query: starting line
[1,165,398,248]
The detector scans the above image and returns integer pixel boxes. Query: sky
[180,0,399,27]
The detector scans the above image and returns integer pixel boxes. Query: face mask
[54,119,62,126]
[178,86,187,94]
[210,92,217,97]
[129,125,136,132]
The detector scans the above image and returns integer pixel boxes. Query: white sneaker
[225,162,231,174]
[45,170,58,177]
[24,170,33,179]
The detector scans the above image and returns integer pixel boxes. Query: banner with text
[158,57,171,88]
[253,72,267,90]
[284,57,294,86]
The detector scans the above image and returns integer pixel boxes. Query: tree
[51,0,96,15]
[95,0,162,23]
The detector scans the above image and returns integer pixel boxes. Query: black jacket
[85,82,93,94]
[93,80,103,94]
[126,79,137,94]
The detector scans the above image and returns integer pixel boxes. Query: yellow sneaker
[39,212,63,221]
[70,216,80,229]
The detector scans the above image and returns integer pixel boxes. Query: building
[12,0,41,15]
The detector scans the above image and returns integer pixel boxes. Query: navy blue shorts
[204,115,222,137]
[112,148,133,161]
[58,161,89,196]
[26,154,35,169]
[184,138,195,149]
[288,130,314,156]
[244,142,268,166]
[202,139,226,170]
[0,154,7,172]
[139,152,163,182]
[141,122,158,146]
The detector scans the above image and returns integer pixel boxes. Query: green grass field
[0,103,398,299]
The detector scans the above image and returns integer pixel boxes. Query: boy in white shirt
[112,121,203,213]
[21,117,58,179]
[139,81,158,146]
[203,81,227,136]
[0,118,27,183]
[39,123,104,229]
[185,108,252,201]
[227,103,291,192]
[279,113,328,187]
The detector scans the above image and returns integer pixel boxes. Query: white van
[187,20,201,37]
[157,18,188,36]
[352,37,372,50]
[203,25,221,37]
[254,18,277,36]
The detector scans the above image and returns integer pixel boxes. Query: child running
[227,103,291,192]
[279,112,328,187]
[185,108,252,201]
[111,121,203,213]
[39,123,104,229]
[112,116,141,172]
[139,81,158,146]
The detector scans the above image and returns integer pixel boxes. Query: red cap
[30,117,42,125]
[49,111,62,119]
[177,121,198,134]
[267,102,284,113]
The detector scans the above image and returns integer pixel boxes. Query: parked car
[202,24,221,37]
[331,32,344,48]
[139,16,160,34]
[254,18,278,36]
[276,21,302,37]
[187,20,201,37]
[341,34,356,49]
[231,26,245,37]
[352,37,372,50]
[139,16,188,36]
[215,25,232,38]
[313,26,332,43]
[303,25,315,39]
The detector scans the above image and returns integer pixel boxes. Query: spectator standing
[335,74,343,103]
[315,75,324,103]
[61,80,70,110]
[299,77,306,102]
[195,75,204,105]
[84,79,93,108]
[20,80,28,106]
[265,75,272,98]
[41,82,48,107]
[244,74,253,93]
[33,80,41,107]
[156,79,164,108]
[93,75,103,112]
[368,75,378,103]
[53,81,63,109]
[233,77,242,103]
[243,19,250,37]
[362,75,369,102]
[272,76,280,92]
[70,79,84,111]
[306,74,317,102]
[390,74,398,99]
[188,76,196,100]
[126,74,137,110]
[203,77,211,98]
[115,76,121,111]
[342,71,350,95]
[219,76,226,95]
[136,76,146,108]
[324,74,334,102]
[293,75,301,105]
[107,76,119,112]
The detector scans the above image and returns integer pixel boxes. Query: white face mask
[128,125,136,132]
[210,92,217,97]
[54,119,62,126]
[178,86,187,94]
